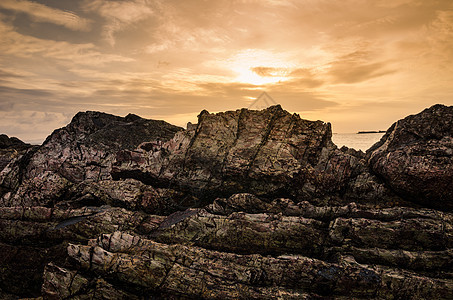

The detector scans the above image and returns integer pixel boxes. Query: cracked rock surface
[0,105,452,299]
[368,104,453,211]
[112,105,402,207]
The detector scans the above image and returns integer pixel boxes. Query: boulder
[368,104,453,210]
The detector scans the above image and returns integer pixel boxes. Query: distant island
[357,130,386,134]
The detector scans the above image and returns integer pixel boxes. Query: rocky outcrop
[0,134,32,172]
[1,104,453,299]
[0,112,182,297]
[113,106,331,199]
[368,104,453,210]
[0,134,29,150]
[112,105,401,207]
[0,111,182,208]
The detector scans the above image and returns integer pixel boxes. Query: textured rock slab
[67,178,194,214]
[329,217,453,251]
[0,205,163,296]
[207,193,451,222]
[368,104,453,210]
[153,209,327,257]
[151,201,453,261]
[42,263,140,300]
[0,242,67,297]
[64,232,453,299]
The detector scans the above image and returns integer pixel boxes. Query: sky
[0,0,452,143]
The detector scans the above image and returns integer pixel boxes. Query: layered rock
[368,104,453,210]
[113,106,329,198]
[42,231,452,299]
[0,204,166,296]
[0,112,182,297]
[38,194,452,299]
[1,104,453,299]
[112,105,400,207]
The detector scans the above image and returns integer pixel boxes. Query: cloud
[0,101,14,112]
[250,67,325,88]
[0,0,91,31]
[0,85,53,97]
[264,89,339,112]
[83,0,155,46]
[1,0,453,143]
[327,51,396,84]
[426,10,453,59]
[0,19,133,66]
[0,110,72,144]
[251,67,290,77]
[0,68,24,79]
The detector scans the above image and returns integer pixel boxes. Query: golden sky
[0,0,452,143]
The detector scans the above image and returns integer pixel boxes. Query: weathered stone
[0,111,182,207]
[1,106,452,299]
[0,206,154,295]
[152,209,327,257]
[207,193,447,222]
[329,217,453,251]
[42,263,140,300]
[64,232,453,299]
[0,134,32,172]
[0,242,67,297]
[69,178,192,214]
[333,247,453,273]
[112,106,333,198]
[368,104,453,211]
[42,263,89,299]
[112,106,399,206]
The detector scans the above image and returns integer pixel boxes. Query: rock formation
[0,134,32,172]
[0,105,452,299]
[0,111,183,209]
[112,105,402,207]
[368,104,453,211]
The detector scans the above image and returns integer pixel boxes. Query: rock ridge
[0,104,452,299]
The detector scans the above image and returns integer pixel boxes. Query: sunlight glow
[227,49,295,85]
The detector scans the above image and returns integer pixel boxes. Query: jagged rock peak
[66,111,130,135]
[194,104,329,134]
[0,134,28,149]
[0,134,32,172]
[0,111,183,208]
[124,113,142,122]
[43,111,183,149]
[112,105,348,202]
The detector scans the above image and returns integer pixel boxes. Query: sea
[331,132,385,152]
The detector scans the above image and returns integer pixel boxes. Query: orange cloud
[0,0,91,31]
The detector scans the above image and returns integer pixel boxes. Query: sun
[227,49,295,85]
[234,66,287,85]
